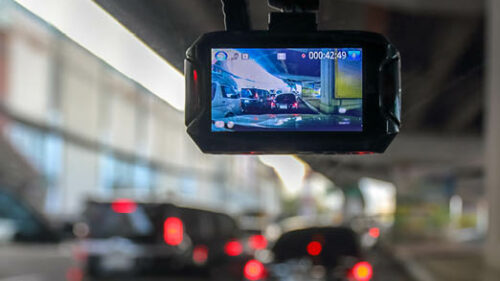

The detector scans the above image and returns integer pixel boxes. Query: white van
[211,80,242,119]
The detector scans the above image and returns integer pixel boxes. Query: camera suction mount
[268,0,319,32]
[268,0,319,12]
[221,0,319,32]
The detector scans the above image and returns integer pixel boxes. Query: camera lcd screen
[211,48,362,132]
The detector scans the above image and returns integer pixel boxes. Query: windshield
[0,0,494,281]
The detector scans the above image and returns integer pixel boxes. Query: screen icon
[242,53,249,60]
[232,53,239,60]
[348,50,361,60]
[215,51,228,61]
[277,53,286,60]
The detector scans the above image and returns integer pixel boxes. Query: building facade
[0,1,281,219]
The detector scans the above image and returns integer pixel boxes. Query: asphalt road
[0,243,414,281]
[366,247,416,281]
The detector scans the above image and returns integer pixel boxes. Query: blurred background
[0,0,498,280]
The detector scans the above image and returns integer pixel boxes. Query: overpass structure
[94,0,500,275]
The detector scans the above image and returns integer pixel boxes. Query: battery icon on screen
[348,50,361,60]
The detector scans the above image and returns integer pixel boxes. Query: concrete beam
[403,20,479,129]
[344,0,483,16]
[301,133,482,186]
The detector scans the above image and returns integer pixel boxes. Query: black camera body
[185,1,401,154]
[185,30,400,154]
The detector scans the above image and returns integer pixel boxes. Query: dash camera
[185,0,401,154]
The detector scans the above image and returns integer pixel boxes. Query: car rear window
[85,203,154,241]
[276,94,296,103]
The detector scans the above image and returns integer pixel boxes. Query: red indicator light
[352,261,373,281]
[193,245,209,265]
[369,227,380,238]
[355,151,374,155]
[193,69,198,82]
[224,240,243,256]
[307,241,322,256]
[164,217,183,246]
[249,234,268,250]
[244,259,265,280]
[111,198,137,214]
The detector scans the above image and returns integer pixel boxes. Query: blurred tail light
[65,267,83,281]
[352,261,373,281]
[111,198,137,213]
[244,259,266,280]
[249,234,268,250]
[306,241,322,256]
[164,217,183,246]
[368,227,380,238]
[224,240,243,256]
[193,245,209,265]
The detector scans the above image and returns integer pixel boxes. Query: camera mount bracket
[268,0,318,32]
[221,0,319,32]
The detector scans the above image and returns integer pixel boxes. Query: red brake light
[352,261,373,281]
[65,267,83,281]
[369,227,380,238]
[193,245,209,265]
[249,234,268,250]
[111,198,137,214]
[306,241,322,256]
[244,259,266,280]
[164,217,183,246]
[224,240,243,256]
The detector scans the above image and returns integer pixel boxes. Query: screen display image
[211,48,363,132]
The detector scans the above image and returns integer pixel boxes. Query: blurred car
[244,226,373,281]
[272,93,299,111]
[80,199,253,279]
[241,88,270,113]
[0,189,76,280]
[179,207,255,280]
[0,189,61,243]
[80,200,192,277]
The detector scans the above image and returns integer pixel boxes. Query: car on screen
[212,73,242,119]
[272,93,299,111]
[241,88,270,113]
[243,226,373,281]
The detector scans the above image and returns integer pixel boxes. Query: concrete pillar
[319,54,338,113]
[484,0,500,271]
